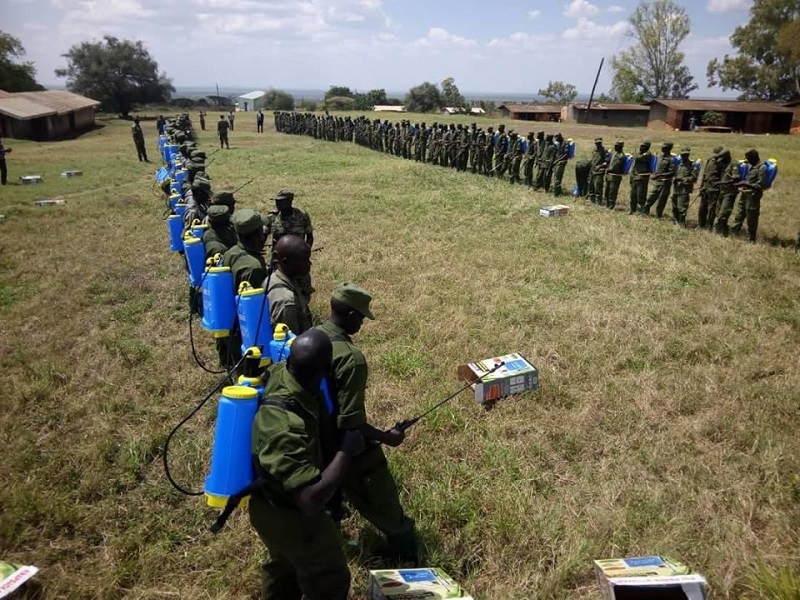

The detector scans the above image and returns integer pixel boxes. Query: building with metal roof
[236,90,267,111]
[568,102,650,127]
[496,104,564,122]
[0,90,100,139]
[648,99,794,134]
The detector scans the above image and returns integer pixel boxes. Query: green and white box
[594,556,707,600]
[368,568,474,600]
[457,353,539,404]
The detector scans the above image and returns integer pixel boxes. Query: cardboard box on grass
[368,568,473,600]
[594,556,708,600]
[539,204,570,217]
[457,353,539,404]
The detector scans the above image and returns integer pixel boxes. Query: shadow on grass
[762,233,800,251]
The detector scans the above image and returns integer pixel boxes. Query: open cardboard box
[457,353,539,404]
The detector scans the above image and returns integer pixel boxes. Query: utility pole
[585,57,604,124]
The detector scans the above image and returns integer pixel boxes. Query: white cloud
[563,17,628,40]
[563,0,600,18]
[414,27,476,48]
[528,9,541,19]
[607,5,625,13]
[707,0,751,13]
[487,31,554,52]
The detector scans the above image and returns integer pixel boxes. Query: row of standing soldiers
[275,112,577,194]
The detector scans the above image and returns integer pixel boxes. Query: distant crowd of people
[275,111,782,244]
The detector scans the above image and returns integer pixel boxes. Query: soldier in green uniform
[588,138,607,205]
[644,142,676,217]
[697,146,724,230]
[539,134,557,192]
[183,176,212,233]
[217,115,230,149]
[671,147,698,227]
[630,140,652,214]
[483,127,495,176]
[507,131,522,184]
[316,283,418,564]
[223,209,268,289]
[604,141,625,210]
[249,329,366,600]
[714,150,739,238]
[522,132,536,187]
[265,190,315,303]
[266,235,314,335]
[532,131,546,190]
[551,133,570,197]
[731,148,768,243]
[203,204,238,260]
[132,117,148,162]
[494,124,508,179]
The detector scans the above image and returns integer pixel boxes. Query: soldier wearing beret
[249,329,365,599]
[265,190,315,303]
[315,283,419,565]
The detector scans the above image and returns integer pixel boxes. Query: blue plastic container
[269,324,296,364]
[170,180,182,197]
[165,144,178,163]
[167,214,184,253]
[201,266,236,337]
[738,161,750,181]
[671,154,681,168]
[191,222,209,239]
[764,158,778,189]
[169,192,181,210]
[204,385,259,508]
[238,286,273,358]
[520,140,527,153]
[174,169,188,187]
[622,154,634,175]
[174,202,187,218]
[183,234,206,287]
[693,159,702,176]
[648,154,658,173]
[566,139,575,159]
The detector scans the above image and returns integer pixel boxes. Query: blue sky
[6,0,753,97]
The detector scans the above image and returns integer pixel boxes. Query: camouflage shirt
[265,207,313,246]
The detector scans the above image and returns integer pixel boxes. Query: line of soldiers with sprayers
[274,111,775,243]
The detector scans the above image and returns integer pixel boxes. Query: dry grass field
[0,110,798,599]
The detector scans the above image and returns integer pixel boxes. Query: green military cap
[712,145,724,156]
[274,189,294,201]
[192,176,212,193]
[662,141,674,149]
[231,208,264,235]
[333,282,375,320]
[680,147,691,155]
[186,159,206,171]
[615,140,624,146]
[190,150,207,161]
[207,205,230,224]
[594,137,603,143]
[211,190,235,208]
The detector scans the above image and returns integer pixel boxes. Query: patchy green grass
[0,112,798,599]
